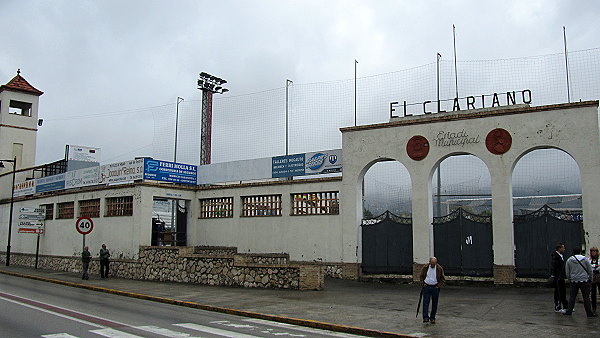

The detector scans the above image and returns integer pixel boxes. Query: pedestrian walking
[564,246,597,317]
[81,246,91,280]
[419,257,446,324]
[588,246,600,315]
[99,244,111,278]
[550,243,568,312]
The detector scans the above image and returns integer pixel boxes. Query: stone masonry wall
[0,246,324,290]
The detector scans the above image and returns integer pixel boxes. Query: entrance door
[514,205,583,277]
[433,208,493,276]
[361,211,413,274]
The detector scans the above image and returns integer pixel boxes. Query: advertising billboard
[143,159,197,185]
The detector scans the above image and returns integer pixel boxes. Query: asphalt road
[0,274,365,338]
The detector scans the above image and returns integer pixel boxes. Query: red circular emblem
[486,128,512,155]
[406,135,430,161]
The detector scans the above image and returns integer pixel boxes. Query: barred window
[105,196,133,217]
[56,202,75,219]
[242,195,282,217]
[41,204,54,220]
[79,199,100,218]
[199,197,233,218]
[291,192,340,215]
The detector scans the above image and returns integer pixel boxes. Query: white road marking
[244,318,365,337]
[41,334,80,338]
[134,325,195,337]
[0,295,104,329]
[174,323,261,338]
[90,328,144,337]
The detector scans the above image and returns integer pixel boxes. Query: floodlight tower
[197,72,228,165]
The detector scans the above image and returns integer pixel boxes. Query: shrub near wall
[0,246,324,290]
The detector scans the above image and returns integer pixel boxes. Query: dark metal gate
[433,208,493,276]
[514,205,584,278]
[361,211,413,274]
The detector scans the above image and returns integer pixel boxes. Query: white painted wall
[193,178,343,262]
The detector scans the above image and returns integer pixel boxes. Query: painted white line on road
[90,328,144,337]
[41,334,80,338]
[174,323,261,338]
[135,325,194,337]
[0,295,104,329]
[243,318,365,337]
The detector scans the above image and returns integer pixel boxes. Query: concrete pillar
[411,169,433,281]
[490,163,515,284]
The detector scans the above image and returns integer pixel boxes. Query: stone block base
[493,265,515,285]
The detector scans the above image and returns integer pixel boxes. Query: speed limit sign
[76,217,94,235]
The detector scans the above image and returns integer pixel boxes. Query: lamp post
[174,96,184,163]
[0,157,16,266]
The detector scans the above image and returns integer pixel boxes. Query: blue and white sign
[305,149,343,175]
[272,154,306,178]
[143,159,197,185]
[36,174,66,193]
[272,149,343,178]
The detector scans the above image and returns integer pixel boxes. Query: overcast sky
[1,0,599,165]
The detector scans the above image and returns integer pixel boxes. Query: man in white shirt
[564,246,597,317]
[419,257,446,324]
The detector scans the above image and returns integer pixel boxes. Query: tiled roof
[0,70,44,96]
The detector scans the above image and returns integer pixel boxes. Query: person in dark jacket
[81,246,91,280]
[419,257,446,324]
[550,243,568,312]
[99,244,110,278]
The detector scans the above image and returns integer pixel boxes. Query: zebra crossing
[41,319,366,338]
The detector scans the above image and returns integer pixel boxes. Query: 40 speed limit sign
[76,217,94,235]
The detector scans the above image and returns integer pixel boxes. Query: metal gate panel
[460,218,494,276]
[434,208,493,277]
[361,211,413,274]
[514,205,583,278]
[433,210,462,276]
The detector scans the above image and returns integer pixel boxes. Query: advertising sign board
[272,149,343,178]
[304,149,343,175]
[66,145,101,162]
[36,174,66,193]
[143,159,198,185]
[65,166,100,189]
[14,180,36,197]
[272,154,305,178]
[99,159,144,184]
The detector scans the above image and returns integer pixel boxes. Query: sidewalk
[1,265,597,337]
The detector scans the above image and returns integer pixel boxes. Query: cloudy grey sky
[1,0,599,166]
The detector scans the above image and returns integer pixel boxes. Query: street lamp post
[0,157,16,266]
[174,96,184,163]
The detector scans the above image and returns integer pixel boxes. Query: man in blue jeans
[419,257,446,324]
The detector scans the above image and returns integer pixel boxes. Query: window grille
[41,204,53,220]
[199,197,234,218]
[241,195,282,217]
[56,202,75,219]
[79,199,100,218]
[291,192,340,215]
[105,196,133,217]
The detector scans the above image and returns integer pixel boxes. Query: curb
[0,269,413,338]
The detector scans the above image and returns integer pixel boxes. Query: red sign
[486,128,512,155]
[406,135,430,161]
[18,228,44,234]
[76,217,94,235]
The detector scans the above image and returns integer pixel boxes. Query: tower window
[9,100,32,117]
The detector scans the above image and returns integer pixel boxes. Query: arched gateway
[340,101,600,284]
